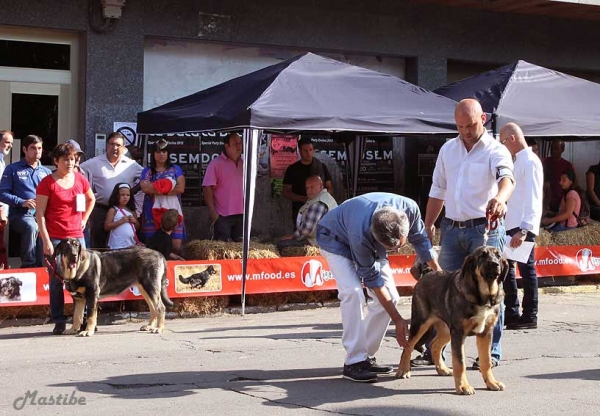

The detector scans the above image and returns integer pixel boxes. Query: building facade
[1,0,599,241]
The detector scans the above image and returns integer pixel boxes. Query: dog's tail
[178,274,192,284]
[161,262,174,309]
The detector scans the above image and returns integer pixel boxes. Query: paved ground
[1,287,600,415]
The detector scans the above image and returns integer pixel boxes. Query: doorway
[11,93,59,166]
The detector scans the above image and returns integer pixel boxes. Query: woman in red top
[36,142,95,335]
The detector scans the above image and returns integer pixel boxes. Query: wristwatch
[520,229,528,236]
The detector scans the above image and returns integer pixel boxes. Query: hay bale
[246,293,290,308]
[279,244,321,257]
[536,228,552,247]
[285,290,337,305]
[246,290,337,308]
[182,239,279,260]
[549,220,600,246]
[0,303,77,323]
[173,296,230,317]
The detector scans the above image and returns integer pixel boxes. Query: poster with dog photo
[0,272,37,303]
[175,264,222,293]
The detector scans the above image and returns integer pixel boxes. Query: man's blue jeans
[426,218,505,362]
[48,237,86,324]
[504,228,538,324]
[9,214,43,268]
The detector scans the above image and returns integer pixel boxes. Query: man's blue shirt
[0,159,51,220]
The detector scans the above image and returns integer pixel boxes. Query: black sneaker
[367,357,393,374]
[410,353,433,367]
[52,323,66,335]
[342,361,378,383]
[506,320,537,330]
[471,357,499,371]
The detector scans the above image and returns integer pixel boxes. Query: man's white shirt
[79,154,143,205]
[505,147,543,235]
[429,131,514,221]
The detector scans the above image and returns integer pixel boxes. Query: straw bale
[0,304,76,322]
[279,244,321,257]
[246,290,337,308]
[182,239,279,260]
[536,228,553,247]
[246,293,290,307]
[173,296,230,317]
[285,290,337,305]
[549,220,600,247]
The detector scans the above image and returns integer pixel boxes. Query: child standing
[104,183,140,249]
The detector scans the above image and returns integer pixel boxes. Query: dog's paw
[149,327,163,334]
[140,325,157,332]
[485,380,505,391]
[63,327,80,336]
[395,369,411,379]
[77,330,95,337]
[435,365,452,376]
[456,384,475,395]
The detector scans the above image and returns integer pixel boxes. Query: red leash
[484,208,500,245]
[44,256,65,282]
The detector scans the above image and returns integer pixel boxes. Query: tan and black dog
[396,245,508,395]
[53,238,173,337]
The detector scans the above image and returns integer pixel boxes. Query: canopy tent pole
[241,128,260,316]
[345,136,367,198]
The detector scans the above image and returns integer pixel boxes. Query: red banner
[1,246,599,308]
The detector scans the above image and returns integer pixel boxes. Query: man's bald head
[454,99,484,119]
[305,175,324,199]
[500,122,527,156]
[454,99,487,147]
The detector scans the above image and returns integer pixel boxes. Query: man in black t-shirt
[283,137,333,228]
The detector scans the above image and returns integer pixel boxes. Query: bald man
[415,99,515,371]
[278,175,337,249]
[500,123,543,330]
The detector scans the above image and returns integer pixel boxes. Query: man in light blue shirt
[0,135,51,267]
[317,192,440,383]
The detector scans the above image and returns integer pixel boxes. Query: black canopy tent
[137,52,458,314]
[434,60,600,140]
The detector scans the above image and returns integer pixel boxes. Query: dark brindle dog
[54,238,173,337]
[178,265,217,289]
[396,246,508,395]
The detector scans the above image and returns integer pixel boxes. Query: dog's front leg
[78,290,99,337]
[64,288,86,335]
[476,330,505,391]
[450,331,474,395]
[431,322,452,376]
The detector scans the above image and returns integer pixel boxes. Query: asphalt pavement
[1,286,600,416]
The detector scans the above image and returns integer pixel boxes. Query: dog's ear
[53,240,66,260]
[499,256,510,283]
[462,253,476,276]
[78,239,86,261]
